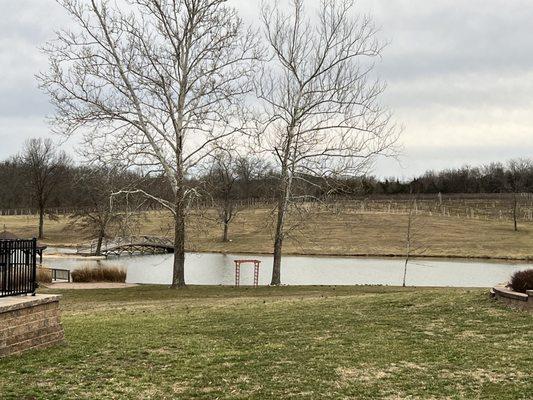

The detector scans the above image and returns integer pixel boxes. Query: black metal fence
[40,267,71,283]
[0,239,37,298]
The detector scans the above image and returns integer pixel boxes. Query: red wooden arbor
[233,259,261,287]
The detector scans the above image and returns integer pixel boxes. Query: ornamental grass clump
[72,266,126,283]
[37,267,52,284]
[509,269,533,293]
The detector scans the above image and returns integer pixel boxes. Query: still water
[47,251,531,287]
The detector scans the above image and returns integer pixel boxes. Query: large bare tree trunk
[271,207,285,285]
[172,195,186,288]
[271,163,292,285]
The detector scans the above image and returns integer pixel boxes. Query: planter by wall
[491,285,533,312]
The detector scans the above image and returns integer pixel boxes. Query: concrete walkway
[43,282,138,290]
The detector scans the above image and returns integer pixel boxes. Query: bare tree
[506,159,532,232]
[70,165,140,255]
[234,155,272,200]
[21,138,70,239]
[257,0,399,285]
[201,149,271,242]
[39,0,260,287]
[402,194,428,287]
[203,150,240,242]
[402,196,415,287]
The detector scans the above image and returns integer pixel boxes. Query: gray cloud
[370,0,533,77]
[358,0,533,176]
[1,0,532,177]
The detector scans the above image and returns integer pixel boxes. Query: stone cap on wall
[492,285,528,301]
[0,294,62,314]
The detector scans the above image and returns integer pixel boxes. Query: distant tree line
[2,139,533,258]
[0,139,280,216]
[377,160,533,195]
[2,147,533,213]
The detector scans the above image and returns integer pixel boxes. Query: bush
[71,266,126,283]
[37,268,52,284]
[509,269,533,293]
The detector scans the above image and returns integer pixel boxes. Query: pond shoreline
[42,246,533,264]
[6,207,533,262]
[43,250,529,288]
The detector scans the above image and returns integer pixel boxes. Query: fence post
[31,238,37,296]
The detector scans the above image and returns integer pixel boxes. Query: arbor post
[234,260,261,287]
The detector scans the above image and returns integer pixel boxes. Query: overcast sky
[1,0,532,178]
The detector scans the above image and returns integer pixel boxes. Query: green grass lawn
[1,286,532,399]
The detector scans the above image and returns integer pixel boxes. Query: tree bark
[222,220,229,242]
[271,169,292,285]
[222,196,231,242]
[172,196,186,288]
[271,123,296,286]
[271,218,283,285]
[38,207,45,239]
[95,230,104,256]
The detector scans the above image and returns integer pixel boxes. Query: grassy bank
[2,207,533,259]
[0,286,531,399]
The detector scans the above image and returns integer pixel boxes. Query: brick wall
[0,295,64,358]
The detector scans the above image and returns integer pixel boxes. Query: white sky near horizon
[0,0,532,179]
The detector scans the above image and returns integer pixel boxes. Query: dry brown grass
[2,205,533,259]
[36,267,52,284]
[71,266,126,283]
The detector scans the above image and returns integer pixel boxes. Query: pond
[46,251,531,287]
